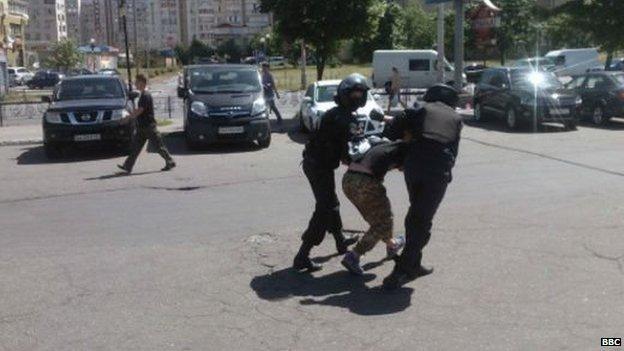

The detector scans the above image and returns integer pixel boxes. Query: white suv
[8,67,34,85]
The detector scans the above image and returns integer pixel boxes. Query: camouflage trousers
[342,171,393,256]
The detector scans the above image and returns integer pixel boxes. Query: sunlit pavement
[1,114,623,350]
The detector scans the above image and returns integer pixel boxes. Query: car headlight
[45,111,62,123]
[252,98,267,116]
[575,96,583,105]
[191,101,209,117]
[111,109,130,120]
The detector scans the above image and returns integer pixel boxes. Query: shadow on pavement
[250,268,413,316]
[160,132,263,155]
[578,117,624,130]
[84,170,162,181]
[464,118,570,134]
[16,145,124,165]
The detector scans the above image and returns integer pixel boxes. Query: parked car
[41,76,138,158]
[607,58,624,72]
[27,71,64,89]
[98,68,120,76]
[564,71,624,125]
[464,63,487,84]
[68,68,95,76]
[298,79,385,133]
[177,64,272,149]
[8,67,34,85]
[474,67,582,130]
[372,50,465,89]
[268,56,286,66]
[514,57,556,72]
[7,68,17,87]
[545,48,600,77]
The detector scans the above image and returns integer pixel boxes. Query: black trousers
[301,160,342,246]
[267,99,283,124]
[123,124,173,171]
[396,160,448,275]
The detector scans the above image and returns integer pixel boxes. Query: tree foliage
[492,0,537,65]
[174,39,215,65]
[260,0,384,79]
[44,39,83,72]
[556,0,624,68]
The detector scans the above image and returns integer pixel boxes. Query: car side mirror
[128,91,139,100]
[177,87,187,99]
[41,96,51,103]
[303,96,312,104]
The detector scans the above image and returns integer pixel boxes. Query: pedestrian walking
[382,84,463,290]
[118,74,176,174]
[293,73,376,272]
[387,67,407,113]
[261,62,283,128]
[340,136,411,276]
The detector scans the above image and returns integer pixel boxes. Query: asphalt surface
[1,111,624,350]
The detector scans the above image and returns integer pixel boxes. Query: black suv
[474,68,581,130]
[42,76,138,158]
[28,70,64,89]
[564,71,624,125]
[177,64,271,149]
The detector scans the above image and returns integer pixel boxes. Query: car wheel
[474,102,484,122]
[185,128,200,150]
[257,133,271,148]
[591,105,608,125]
[299,111,308,133]
[44,142,62,159]
[564,120,578,131]
[505,106,519,130]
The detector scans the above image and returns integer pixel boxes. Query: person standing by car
[382,84,463,290]
[293,73,374,272]
[261,62,283,128]
[387,67,407,113]
[118,74,176,174]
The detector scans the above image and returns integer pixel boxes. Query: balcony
[8,0,29,21]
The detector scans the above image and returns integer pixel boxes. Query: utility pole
[119,0,133,91]
[453,0,464,91]
[132,0,139,77]
[300,39,307,91]
[436,3,445,83]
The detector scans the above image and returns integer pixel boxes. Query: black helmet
[335,73,370,111]
[423,84,459,107]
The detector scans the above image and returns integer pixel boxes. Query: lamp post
[119,0,133,92]
[259,37,266,62]
[89,38,96,72]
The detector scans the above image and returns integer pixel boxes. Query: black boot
[382,264,433,290]
[333,232,357,255]
[293,241,322,272]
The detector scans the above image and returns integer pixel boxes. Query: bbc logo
[601,338,622,347]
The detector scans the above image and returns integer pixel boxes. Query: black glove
[369,109,385,122]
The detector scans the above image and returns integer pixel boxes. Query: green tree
[401,2,435,50]
[260,0,384,79]
[556,0,624,68]
[44,39,82,72]
[352,2,403,63]
[492,0,537,65]
[217,39,244,63]
[188,38,215,61]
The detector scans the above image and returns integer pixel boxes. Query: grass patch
[156,118,173,127]
[271,64,372,91]
[1,90,49,104]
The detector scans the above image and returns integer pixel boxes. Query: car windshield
[189,67,261,94]
[56,79,124,101]
[614,74,624,86]
[511,71,562,90]
[316,84,373,103]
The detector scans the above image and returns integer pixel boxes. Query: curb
[0,139,43,147]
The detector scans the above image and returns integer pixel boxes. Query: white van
[545,48,601,77]
[372,50,457,89]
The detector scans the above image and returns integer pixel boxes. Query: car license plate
[74,134,101,142]
[550,108,569,116]
[218,126,245,134]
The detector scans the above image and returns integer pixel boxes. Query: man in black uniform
[293,73,373,272]
[382,84,463,290]
[118,74,176,174]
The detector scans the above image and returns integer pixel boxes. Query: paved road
[1,116,623,350]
